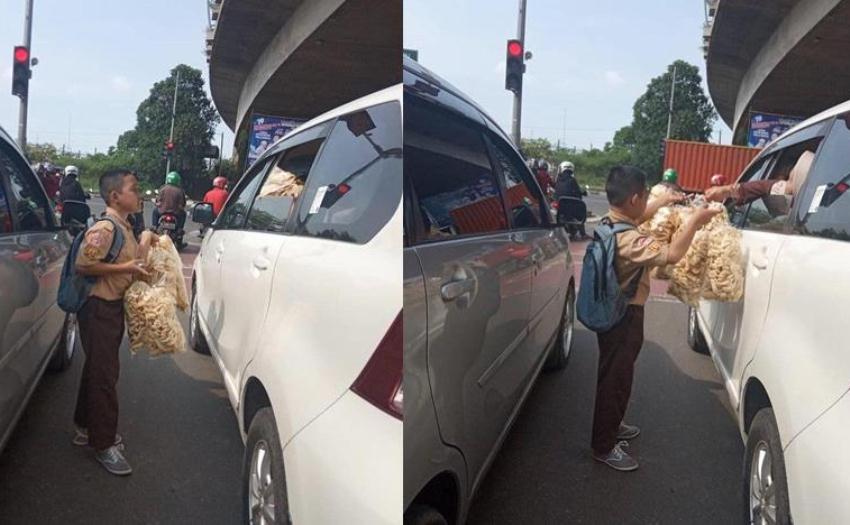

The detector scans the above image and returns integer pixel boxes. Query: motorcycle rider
[536,160,554,195]
[59,165,90,227]
[651,168,683,197]
[153,171,187,246]
[554,161,589,240]
[202,176,229,217]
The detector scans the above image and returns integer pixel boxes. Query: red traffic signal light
[11,46,31,98]
[14,46,29,64]
[505,39,525,94]
[507,40,523,58]
[165,141,175,151]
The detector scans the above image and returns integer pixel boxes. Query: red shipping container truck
[663,139,760,192]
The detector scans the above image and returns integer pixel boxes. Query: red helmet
[213,176,227,189]
[710,174,727,187]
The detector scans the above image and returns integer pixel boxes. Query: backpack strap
[602,219,644,299]
[95,217,126,264]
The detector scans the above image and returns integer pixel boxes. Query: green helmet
[662,168,678,183]
[165,171,182,186]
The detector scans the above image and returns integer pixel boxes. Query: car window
[0,179,13,234]
[248,138,325,233]
[487,134,547,229]
[742,138,821,232]
[729,156,772,227]
[217,156,274,230]
[405,95,507,242]
[293,101,401,244]
[0,144,50,231]
[795,113,850,241]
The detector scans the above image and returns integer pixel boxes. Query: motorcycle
[155,212,185,250]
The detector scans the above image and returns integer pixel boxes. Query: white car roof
[773,99,850,144]
[276,84,402,145]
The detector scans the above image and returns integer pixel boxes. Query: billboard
[748,111,804,148]
[247,114,306,167]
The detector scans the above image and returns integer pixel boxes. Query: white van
[688,100,850,524]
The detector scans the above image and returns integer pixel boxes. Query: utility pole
[562,108,567,147]
[165,68,181,176]
[18,0,34,149]
[666,64,677,139]
[217,132,224,177]
[511,0,528,146]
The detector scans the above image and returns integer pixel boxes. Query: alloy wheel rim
[562,289,575,359]
[749,442,776,525]
[65,314,77,360]
[248,440,275,525]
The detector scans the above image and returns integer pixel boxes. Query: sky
[0,0,234,156]
[404,0,733,150]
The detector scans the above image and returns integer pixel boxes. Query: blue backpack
[576,220,644,333]
[57,217,125,313]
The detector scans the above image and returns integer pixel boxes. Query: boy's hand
[121,259,150,277]
[691,205,723,227]
[139,230,159,245]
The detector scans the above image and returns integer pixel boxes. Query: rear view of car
[190,86,402,523]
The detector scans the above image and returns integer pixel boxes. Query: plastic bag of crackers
[124,235,188,357]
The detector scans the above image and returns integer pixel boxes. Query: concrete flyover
[705,0,850,143]
[207,0,401,134]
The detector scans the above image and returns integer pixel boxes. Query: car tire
[48,313,77,372]
[743,408,791,525]
[687,306,710,355]
[545,283,576,371]
[190,284,210,355]
[404,504,448,525]
[242,408,290,525]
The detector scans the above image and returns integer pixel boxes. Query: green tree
[520,138,556,161]
[615,60,716,181]
[116,64,220,196]
[25,143,60,163]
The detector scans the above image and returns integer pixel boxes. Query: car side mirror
[557,197,587,226]
[193,202,215,226]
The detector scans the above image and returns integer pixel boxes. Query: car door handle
[441,278,475,301]
[252,256,271,271]
[751,257,769,270]
[215,243,224,263]
[751,246,769,270]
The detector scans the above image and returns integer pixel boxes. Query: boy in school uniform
[591,166,720,472]
[73,169,155,476]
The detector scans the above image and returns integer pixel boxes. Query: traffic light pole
[165,68,181,176]
[511,0,527,146]
[18,0,34,149]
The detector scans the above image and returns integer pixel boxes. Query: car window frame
[213,155,277,231]
[403,94,511,246]
[0,140,54,233]
[244,121,333,236]
[0,164,17,237]
[287,101,402,244]
[483,132,551,231]
[740,130,828,234]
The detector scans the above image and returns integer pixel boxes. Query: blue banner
[748,112,804,148]
[247,114,306,167]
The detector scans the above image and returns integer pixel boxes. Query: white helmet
[539,160,550,172]
[64,165,79,176]
[559,161,575,175]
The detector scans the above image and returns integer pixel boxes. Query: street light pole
[511,0,527,146]
[666,64,677,139]
[165,68,181,176]
[18,0,34,149]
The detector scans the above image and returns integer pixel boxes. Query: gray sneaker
[96,445,133,476]
[593,442,639,472]
[616,423,641,441]
[72,427,123,448]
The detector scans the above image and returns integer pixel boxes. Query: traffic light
[505,39,525,94]
[12,46,30,99]
[659,138,667,158]
[163,140,175,159]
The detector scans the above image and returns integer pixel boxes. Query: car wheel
[48,313,78,372]
[743,408,791,525]
[243,408,290,525]
[686,306,709,355]
[404,504,448,525]
[545,283,575,371]
[190,284,210,355]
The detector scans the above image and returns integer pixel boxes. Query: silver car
[403,59,577,524]
[0,125,75,453]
